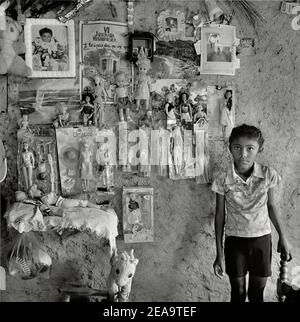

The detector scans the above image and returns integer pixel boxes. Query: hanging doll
[134,47,152,111]
[171,126,183,175]
[79,140,93,191]
[165,93,178,130]
[80,93,95,126]
[93,75,107,128]
[20,141,35,191]
[221,89,234,140]
[114,71,132,122]
[179,92,193,128]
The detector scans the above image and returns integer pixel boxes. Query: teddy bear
[0,16,31,76]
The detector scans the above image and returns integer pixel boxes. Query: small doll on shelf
[53,102,70,128]
[18,114,31,132]
[20,140,35,191]
[221,89,234,140]
[165,93,178,130]
[93,75,107,128]
[134,47,152,111]
[80,93,95,126]
[114,71,132,122]
[79,140,93,191]
[179,92,193,128]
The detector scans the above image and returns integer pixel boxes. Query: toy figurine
[134,47,152,111]
[171,126,183,175]
[179,92,193,127]
[193,103,208,129]
[18,114,31,132]
[53,102,70,128]
[41,191,104,210]
[93,75,107,128]
[107,249,139,302]
[79,140,93,191]
[165,93,178,130]
[114,71,132,122]
[20,141,35,191]
[80,93,95,126]
[221,89,234,140]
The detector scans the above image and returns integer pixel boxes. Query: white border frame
[200,24,240,76]
[79,20,129,101]
[25,18,76,78]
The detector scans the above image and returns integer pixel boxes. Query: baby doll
[114,71,132,122]
[41,191,103,210]
[134,48,152,111]
[80,93,95,126]
[53,102,70,128]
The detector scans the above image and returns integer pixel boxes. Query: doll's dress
[221,106,233,127]
[134,75,150,100]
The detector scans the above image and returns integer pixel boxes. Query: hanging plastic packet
[8,232,52,280]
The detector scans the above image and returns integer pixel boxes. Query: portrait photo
[25,19,76,78]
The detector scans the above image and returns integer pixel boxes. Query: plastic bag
[8,232,52,280]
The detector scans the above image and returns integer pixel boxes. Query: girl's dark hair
[82,93,94,103]
[39,27,53,37]
[229,124,264,150]
[224,90,232,111]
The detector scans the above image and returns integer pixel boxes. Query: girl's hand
[213,255,225,279]
[277,237,292,262]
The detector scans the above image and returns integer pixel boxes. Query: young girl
[212,124,292,302]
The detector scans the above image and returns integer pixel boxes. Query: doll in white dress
[134,48,152,111]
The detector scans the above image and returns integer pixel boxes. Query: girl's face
[230,136,260,172]
[41,32,52,43]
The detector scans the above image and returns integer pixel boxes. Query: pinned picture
[24,19,76,78]
[157,9,186,41]
[123,187,154,243]
[206,86,235,140]
[200,25,240,76]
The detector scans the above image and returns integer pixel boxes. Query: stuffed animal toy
[0,0,10,31]
[107,249,139,302]
[0,16,31,76]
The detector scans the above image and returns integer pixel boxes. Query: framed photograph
[24,19,76,78]
[157,9,186,41]
[79,20,130,104]
[123,187,154,243]
[200,25,240,76]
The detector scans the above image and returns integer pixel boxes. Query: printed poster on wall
[79,20,130,104]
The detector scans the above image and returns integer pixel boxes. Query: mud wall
[0,0,299,302]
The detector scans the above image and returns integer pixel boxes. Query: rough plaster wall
[0,0,299,302]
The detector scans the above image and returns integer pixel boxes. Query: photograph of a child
[165,17,178,32]
[31,25,69,71]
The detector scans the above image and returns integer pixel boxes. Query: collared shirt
[211,162,281,238]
